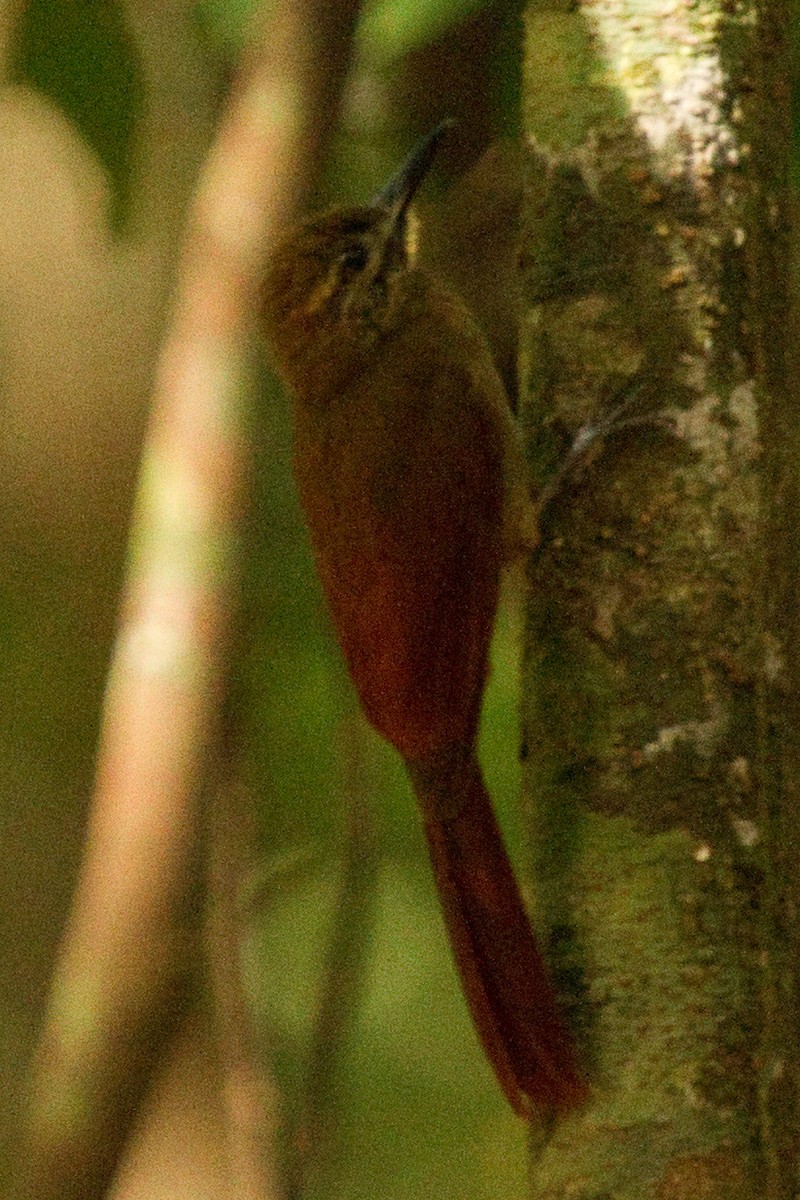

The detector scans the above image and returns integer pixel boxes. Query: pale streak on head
[304,260,343,316]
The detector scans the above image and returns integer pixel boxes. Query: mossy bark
[521,0,800,1195]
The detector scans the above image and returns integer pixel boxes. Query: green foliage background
[2,1,531,1198]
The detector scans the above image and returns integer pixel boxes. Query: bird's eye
[340,244,369,273]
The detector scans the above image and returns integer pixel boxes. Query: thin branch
[16,1,361,1195]
[286,704,380,1200]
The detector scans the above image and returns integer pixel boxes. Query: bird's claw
[535,379,667,520]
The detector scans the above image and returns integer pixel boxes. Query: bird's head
[262,121,452,398]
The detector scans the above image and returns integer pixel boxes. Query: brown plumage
[261,124,586,1116]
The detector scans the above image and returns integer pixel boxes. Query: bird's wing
[296,339,507,761]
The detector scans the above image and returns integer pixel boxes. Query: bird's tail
[408,751,586,1117]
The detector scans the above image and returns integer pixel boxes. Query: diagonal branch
[16,2,362,1198]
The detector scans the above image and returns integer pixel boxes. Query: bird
[260,121,586,1117]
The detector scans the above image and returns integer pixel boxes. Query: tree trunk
[520,0,800,1196]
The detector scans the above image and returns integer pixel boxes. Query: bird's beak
[372,119,454,251]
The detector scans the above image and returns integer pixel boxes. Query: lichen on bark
[520,0,800,1195]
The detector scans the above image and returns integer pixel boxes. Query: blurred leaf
[357,0,489,62]
[193,0,264,50]
[11,0,143,231]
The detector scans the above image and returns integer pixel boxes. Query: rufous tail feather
[411,754,586,1116]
